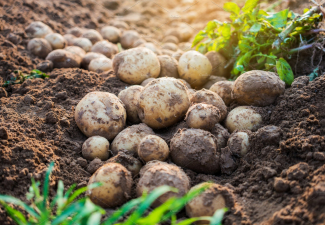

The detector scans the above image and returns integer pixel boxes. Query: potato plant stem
[289,44,314,54]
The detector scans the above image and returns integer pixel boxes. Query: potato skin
[45,49,80,68]
[205,51,229,78]
[45,33,67,50]
[140,43,162,55]
[65,46,86,58]
[81,52,107,70]
[202,75,226,90]
[27,38,52,58]
[162,43,178,52]
[88,58,113,73]
[91,40,118,58]
[141,78,155,87]
[158,55,179,78]
[75,92,126,140]
[211,123,230,150]
[137,77,191,129]
[210,81,234,106]
[100,26,121,43]
[82,136,110,160]
[120,30,140,49]
[67,27,84,37]
[82,29,103,44]
[25,21,53,38]
[138,135,169,162]
[228,131,250,157]
[232,70,285,106]
[73,37,93,52]
[108,151,142,177]
[162,35,179,44]
[64,34,76,46]
[87,163,132,208]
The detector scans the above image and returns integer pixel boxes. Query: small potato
[210,81,234,106]
[118,85,144,123]
[75,91,126,140]
[178,42,192,52]
[141,78,155,87]
[178,23,193,42]
[73,37,93,52]
[137,77,191,129]
[87,163,132,208]
[82,29,103,44]
[211,123,230,150]
[225,106,262,133]
[232,70,285,106]
[140,42,161,55]
[45,33,67,50]
[185,103,221,131]
[27,38,52,58]
[202,75,227,90]
[111,123,155,156]
[178,51,212,89]
[67,27,84,37]
[132,38,146,48]
[100,26,121,43]
[172,51,183,61]
[158,55,179,78]
[205,51,229,78]
[138,135,169,162]
[46,49,80,68]
[65,46,86,58]
[228,131,250,157]
[88,58,113,72]
[64,34,76,46]
[162,43,178,52]
[161,49,174,57]
[162,35,179,44]
[108,151,142,177]
[25,21,53,38]
[82,136,110,160]
[91,40,118,58]
[81,52,107,70]
[110,21,129,30]
[165,29,181,42]
[120,30,140,49]
[113,47,160,85]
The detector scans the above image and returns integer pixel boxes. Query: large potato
[82,29,103,44]
[100,26,121,43]
[138,135,169,162]
[205,51,229,78]
[82,136,110,160]
[25,21,53,38]
[158,55,179,78]
[232,70,285,106]
[88,58,113,72]
[91,40,118,58]
[75,92,126,140]
[27,38,52,58]
[120,30,140,49]
[113,47,160,85]
[210,81,234,106]
[46,49,80,68]
[137,77,190,129]
[45,33,67,50]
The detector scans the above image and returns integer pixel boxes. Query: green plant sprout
[2,69,49,87]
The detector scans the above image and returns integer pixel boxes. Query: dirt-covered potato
[137,77,191,129]
[113,47,160,85]
[45,49,80,68]
[228,131,250,157]
[162,43,178,52]
[81,52,107,70]
[75,91,126,140]
[91,40,118,58]
[132,38,146,48]
[158,55,179,78]
[100,26,121,43]
[211,123,230,150]
[137,162,190,207]
[88,58,113,72]
[140,42,162,55]
[225,106,262,133]
[178,51,212,89]
[65,46,86,58]
[118,85,143,123]
[170,128,220,174]
[205,51,229,78]
[82,29,103,44]
[73,37,93,52]
[111,123,155,156]
[138,135,169,162]
[25,21,53,38]
[82,136,110,160]
[186,104,221,131]
[45,33,67,50]
[232,70,285,106]
[27,38,52,58]
[120,30,140,49]
[162,35,179,44]
[210,81,234,106]
[141,78,155,86]
[67,27,84,37]
[108,151,142,177]
[87,163,132,208]
[64,34,76,46]
[203,75,227,90]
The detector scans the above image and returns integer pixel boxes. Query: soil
[0,0,325,224]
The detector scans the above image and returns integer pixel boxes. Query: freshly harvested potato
[108,151,142,177]
[178,42,192,52]
[172,51,183,61]
[165,29,181,42]
[88,58,113,72]
[205,51,229,78]
[158,55,179,78]
[87,163,132,208]
[161,49,174,57]
[179,79,191,89]
[178,51,212,89]
[45,33,67,50]
[110,21,129,30]
[111,123,155,156]
[162,35,179,44]
[132,38,146,48]
[178,23,194,42]
[225,106,262,133]
[138,135,169,162]
[100,26,121,43]
[27,38,52,58]
[187,88,196,99]
[65,46,86,58]
[170,128,220,174]
[75,91,126,140]
[67,27,84,37]
[64,34,76,46]
[46,49,80,68]
[162,43,178,52]
[120,30,140,49]
[25,21,53,38]
[81,52,107,69]
[211,123,230,150]
[210,81,234,106]
[91,40,118,58]
[82,29,103,44]
[82,136,110,160]
[140,42,161,55]
[203,75,226,89]
[228,131,250,157]
[141,78,155,86]
[232,70,285,106]
[137,77,191,129]
[113,47,160,85]
[73,37,93,52]
[118,85,144,123]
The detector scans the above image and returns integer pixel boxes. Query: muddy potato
[141,78,155,86]
[118,85,143,123]
[158,55,179,78]
[67,27,84,37]
[232,70,285,106]
[73,37,93,52]
[27,38,52,58]
[203,75,227,90]
[137,77,191,129]
[25,21,53,38]
[88,58,113,72]
[82,29,103,44]
[46,49,80,68]
[64,34,76,46]
[162,43,178,52]
[100,26,121,43]
[170,128,220,174]
[138,135,169,162]
[225,106,262,133]
[205,51,229,78]
[91,40,118,58]
[140,42,161,55]
[210,81,234,106]
[75,91,126,140]
[45,33,67,50]
[65,46,86,58]
[87,163,132,208]
[228,131,250,157]
[81,52,107,70]
[82,136,110,160]
[178,51,212,89]
[211,123,230,150]
[162,35,179,44]
[108,151,142,177]
[120,30,140,49]
[113,47,160,85]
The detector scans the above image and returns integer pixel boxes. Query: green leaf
[205,21,217,32]
[210,208,228,225]
[0,195,39,218]
[176,217,212,225]
[192,31,207,47]
[0,201,27,225]
[67,182,102,206]
[265,9,289,28]
[52,199,87,225]
[276,58,294,85]
[42,161,55,210]
[303,8,309,14]
[224,2,240,19]
[86,212,102,225]
[250,23,262,33]
[242,0,259,13]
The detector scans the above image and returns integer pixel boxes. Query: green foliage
[192,0,323,85]
[2,69,49,87]
[0,162,227,225]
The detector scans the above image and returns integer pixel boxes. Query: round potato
[82,29,103,44]
[45,49,80,68]
[73,37,93,52]
[203,75,227,90]
[162,35,179,44]
[178,42,192,52]
[162,43,178,52]
[210,81,234,106]
[178,23,194,42]
[172,51,183,61]
[81,52,107,70]
[140,42,161,55]
[108,151,142,177]
[67,27,84,37]
[211,123,230,150]
[91,40,118,58]
[132,38,146,48]
[120,30,140,49]
[25,21,53,38]
[165,29,181,42]
[228,131,250,157]
[75,91,126,140]
[65,46,86,58]
[161,49,174,57]
[88,58,113,73]
[138,135,169,162]
[205,51,229,78]
[45,33,67,50]
[27,38,52,58]
[110,21,129,30]
[141,78,155,87]
[64,34,76,46]
[101,26,121,43]
[158,55,179,78]
[82,136,110,160]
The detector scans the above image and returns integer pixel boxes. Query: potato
[108,151,142,177]
[161,49,174,57]
[170,128,220,174]
[132,38,146,48]
[100,26,121,43]
[165,29,181,42]
[210,81,234,106]
[81,52,107,70]
[225,106,262,133]
[67,27,84,37]
[110,21,129,30]
[64,34,76,46]
[88,58,113,72]
[137,77,191,129]
[25,21,53,38]
[157,55,179,78]
[113,47,160,85]
[46,49,80,68]
[178,23,193,42]
[91,40,118,58]
[111,123,155,156]
[87,163,132,208]
[187,88,196,99]
[82,29,103,44]
[75,91,126,140]
[162,35,179,44]
[162,43,178,52]
[138,135,169,162]
[118,85,144,123]
[172,51,183,61]
[178,42,192,52]
[190,89,227,121]
[179,79,191,89]
[137,162,190,207]
[73,37,93,52]
[232,70,285,106]
[65,46,86,58]
[141,78,155,87]
[140,42,161,55]
[205,51,229,78]
[27,38,52,58]
[211,123,230,150]
[203,75,227,90]
[228,131,250,157]
[45,33,67,50]
[185,103,221,131]
[120,30,140,49]
[178,51,212,89]
[82,136,110,160]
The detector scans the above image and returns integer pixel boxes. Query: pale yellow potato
[132,38,146,48]
[100,26,121,43]
[91,40,118,58]
[178,23,194,42]
[228,131,250,157]
[162,43,178,52]
[113,47,161,85]
[158,55,179,78]
[73,37,93,52]
[87,163,132,208]
[162,35,179,44]
[75,91,126,140]
[120,30,140,49]
[45,33,67,50]
[81,52,107,70]
[165,29,181,41]
[46,49,80,68]
[138,135,169,162]
[139,42,161,55]
[65,46,86,58]
[27,38,52,58]
[82,29,103,44]
[88,58,113,72]
[225,106,262,133]
[141,78,155,87]
[205,51,229,78]
[137,77,191,129]
[82,136,110,160]
[179,79,191,89]
[210,81,234,106]
[25,21,53,38]
[178,51,212,89]
[64,34,76,46]
[67,27,84,37]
